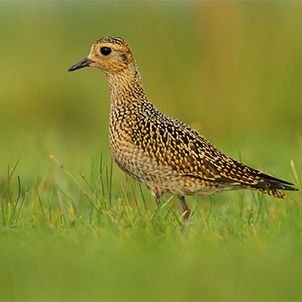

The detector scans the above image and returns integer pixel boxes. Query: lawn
[0,1,302,301]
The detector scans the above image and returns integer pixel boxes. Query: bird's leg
[149,186,162,207]
[178,195,191,220]
[150,188,163,218]
[154,194,161,207]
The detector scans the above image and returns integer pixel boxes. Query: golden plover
[68,36,298,219]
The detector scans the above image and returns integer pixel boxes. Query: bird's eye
[100,47,112,56]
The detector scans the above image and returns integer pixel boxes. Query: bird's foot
[181,208,191,221]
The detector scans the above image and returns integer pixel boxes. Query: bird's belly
[110,137,174,182]
[109,137,224,196]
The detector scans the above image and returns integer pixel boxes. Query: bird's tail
[250,172,298,199]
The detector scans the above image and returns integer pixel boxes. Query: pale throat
[107,67,146,106]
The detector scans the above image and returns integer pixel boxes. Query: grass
[0,150,301,301]
[1,1,302,301]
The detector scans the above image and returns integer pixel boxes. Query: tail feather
[252,172,298,199]
[255,172,298,191]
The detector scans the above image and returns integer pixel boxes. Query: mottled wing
[132,105,297,196]
[131,106,237,184]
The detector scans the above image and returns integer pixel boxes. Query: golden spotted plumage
[69,36,298,219]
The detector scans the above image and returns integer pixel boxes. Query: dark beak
[68,57,93,72]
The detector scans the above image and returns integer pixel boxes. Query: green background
[0,1,301,301]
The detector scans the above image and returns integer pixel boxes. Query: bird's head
[68,36,135,75]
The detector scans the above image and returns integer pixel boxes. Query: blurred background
[0,1,301,180]
[0,3,302,301]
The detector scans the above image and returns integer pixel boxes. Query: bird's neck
[107,68,147,107]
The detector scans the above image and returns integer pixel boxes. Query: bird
[68,36,298,220]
